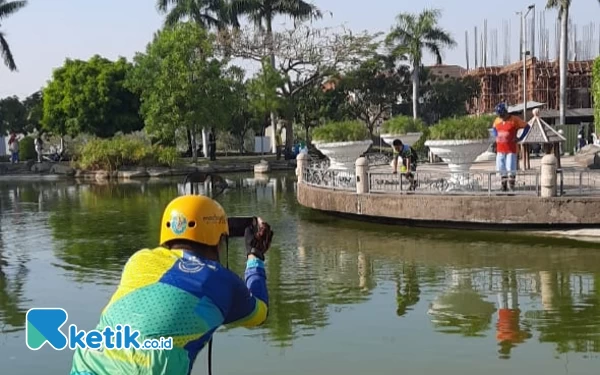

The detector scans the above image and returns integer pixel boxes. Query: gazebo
[519,108,566,169]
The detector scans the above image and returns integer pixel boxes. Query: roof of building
[519,115,566,144]
[539,108,594,118]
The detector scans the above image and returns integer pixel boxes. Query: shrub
[73,134,178,171]
[19,136,36,161]
[429,115,495,140]
[380,116,426,134]
[311,120,371,143]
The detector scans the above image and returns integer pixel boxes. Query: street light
[518,4,535,121]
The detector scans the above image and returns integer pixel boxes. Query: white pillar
[296,152,310,183]
[541,154,557,197]
[202,128,208,159]
[355,157,368,194]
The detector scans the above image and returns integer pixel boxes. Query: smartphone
[228,216,257,237]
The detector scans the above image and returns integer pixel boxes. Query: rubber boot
[501,177,508,192]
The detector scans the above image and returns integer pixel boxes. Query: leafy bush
[73,134,178,171]
[380,116,425,134]
[429,115,495,140]
[311,120,370,143]
[19,136,36,161]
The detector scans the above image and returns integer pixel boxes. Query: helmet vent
[189,221,196,228]
[166,222,171,228]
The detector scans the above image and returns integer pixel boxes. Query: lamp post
[519,5,535,121]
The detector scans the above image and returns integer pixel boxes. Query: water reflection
[1,174,600,370]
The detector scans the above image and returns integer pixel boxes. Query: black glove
[244,218,273,261]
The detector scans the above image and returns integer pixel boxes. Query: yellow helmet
[160,195,229,247]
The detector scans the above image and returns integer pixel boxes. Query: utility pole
[519,5,535,121]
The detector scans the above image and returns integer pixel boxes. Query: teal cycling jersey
[70,247,268,375]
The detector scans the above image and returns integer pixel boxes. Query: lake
[1,172,600,375]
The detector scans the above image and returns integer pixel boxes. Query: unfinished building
[465,57,594,124]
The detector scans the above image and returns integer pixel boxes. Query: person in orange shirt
[492,103,530,192]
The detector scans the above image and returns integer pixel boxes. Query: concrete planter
[380,132,423,147]
[425,136,493,186]
[312,140,373,171]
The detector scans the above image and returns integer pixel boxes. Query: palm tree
[0,0,27,71]
[156,0,235,30]
[231,0,322,150]
[385,8,456,120]
[546,0,600,126]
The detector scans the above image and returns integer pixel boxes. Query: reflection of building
[465,58,594,125]
[496,271,531,359]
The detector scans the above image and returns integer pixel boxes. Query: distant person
[578,127,586,151]
[275,128,283,160]
[208,129,216,161]
[8,132,19,163]
[492,103,530,192]
[34,135,43,163]
[391,139,418,191]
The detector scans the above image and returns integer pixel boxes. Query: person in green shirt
[391,139,418,191]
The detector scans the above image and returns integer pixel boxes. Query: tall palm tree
[0,0,27,71]
[385,8,456,120]
[546,0,600,126]
[231,0,322,150]
[156,0,235,30]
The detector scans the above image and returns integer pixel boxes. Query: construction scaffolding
[461,10,598,115]
[465,58,594,115]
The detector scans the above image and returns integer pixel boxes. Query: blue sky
[1,0,600,98]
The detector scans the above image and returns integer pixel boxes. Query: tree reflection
[428,269,497,337]
[0,185,31,333]
[396,263,421,317]
[525,271,600,354]
[48,182,178,283]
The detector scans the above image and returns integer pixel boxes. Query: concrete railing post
[355,156,368,194]
[540,154,557,197]
[296,152,310,183]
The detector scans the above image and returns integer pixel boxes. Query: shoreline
[0,158,297,180]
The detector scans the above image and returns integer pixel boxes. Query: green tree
[337,56,410,135]
[0,0,27,71]
[385,8,456,119]
[22,90,42,133]
[231,0,322,143]
[246,57,284,135]
[127,22,236,162]
[546,0,600,125]
[227,78,262,153]
[41,55,143,138]
[420,74,481,124]
[0,95,26,134]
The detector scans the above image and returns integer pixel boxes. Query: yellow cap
[159,195,229,247]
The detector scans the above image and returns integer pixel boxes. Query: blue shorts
[496,152,517,177]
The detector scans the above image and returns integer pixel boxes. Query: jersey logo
[179,257,204,273]
[178,256,217,273]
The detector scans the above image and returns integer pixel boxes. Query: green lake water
[1,172,600,375]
